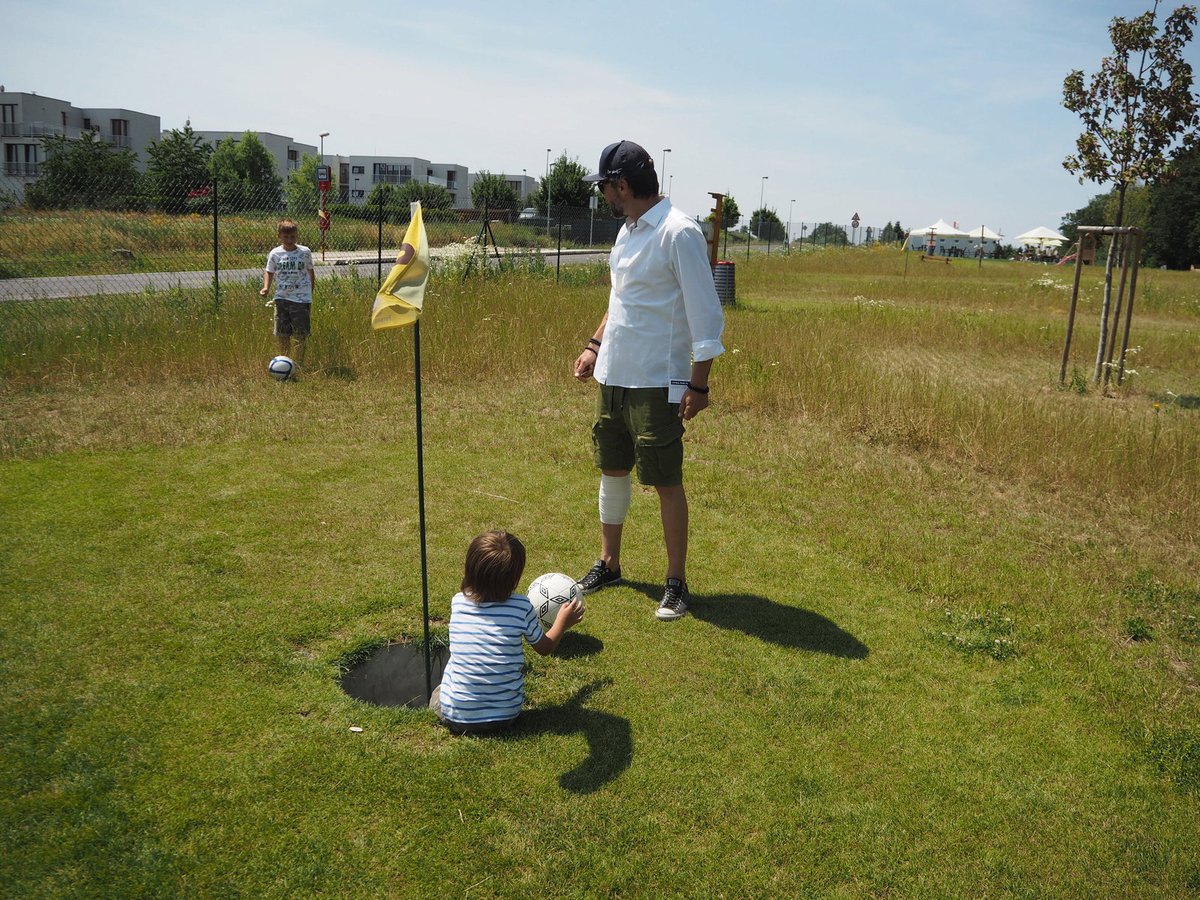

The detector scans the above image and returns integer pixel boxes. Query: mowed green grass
[2,250,1199,897]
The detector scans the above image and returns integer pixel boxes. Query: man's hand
[574,349,597,382]
[679,388,710,421]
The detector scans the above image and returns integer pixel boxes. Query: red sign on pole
[851,212,860,228]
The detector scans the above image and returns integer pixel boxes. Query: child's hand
[556,598,585,629]
[259,287,269,297]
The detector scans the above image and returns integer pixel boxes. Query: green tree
[25,131,142,210]
[145,125,212,212]
[1060,192,1110,244]
[705,195,740,231]
[1144,143,1200,267]
[880,221,908,244]
[208,131,282,212]
[533,153,591,213]
[810,222,849,246]
[1062,2,1199,379]
[470,171,519,210]
[366,180,453,219]
[749,208,786,242]
[720,195,741,230]
[287,153,334,216]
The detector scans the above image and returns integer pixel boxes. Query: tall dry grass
[2,249,1196,532]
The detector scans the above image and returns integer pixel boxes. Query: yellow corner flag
[372,201,430,330]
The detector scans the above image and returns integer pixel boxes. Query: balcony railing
[1,123,65,138]
[108,135,130,148]
[3,162,39,177]
[373,173,412,185]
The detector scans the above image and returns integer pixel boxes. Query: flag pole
[414,317,432,703]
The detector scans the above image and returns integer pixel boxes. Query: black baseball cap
[582,140,654,183]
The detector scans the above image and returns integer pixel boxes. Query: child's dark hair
[462,531,526,603]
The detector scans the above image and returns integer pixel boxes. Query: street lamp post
[668,174,673,197]
[750,175,767,262]
[522,168,527,204]
[545,148,552,237]
[788,199,795,255]
[661,148,671,191]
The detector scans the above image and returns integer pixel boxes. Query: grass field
[2,249,1198,896]
[0,209,596,279]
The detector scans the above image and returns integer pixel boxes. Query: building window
[4,143,38,176]
[373,163,411,184]
[352,165,364,174]
[352,189,365,198]
[110,119,129,147]
[0,104,15,138]
[287,148,299,171]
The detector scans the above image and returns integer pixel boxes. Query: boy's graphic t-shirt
[266,244,313,303]
[438,592,544,725]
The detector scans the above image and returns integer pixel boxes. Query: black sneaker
[656,578,689,621]
[577,559,621,594]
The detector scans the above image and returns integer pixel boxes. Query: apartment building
[466,172,538,206]
[331,155,471,209]
[0,89,160,198]
[189,130,317,180]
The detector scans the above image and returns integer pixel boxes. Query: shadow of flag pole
[371,201,434,702]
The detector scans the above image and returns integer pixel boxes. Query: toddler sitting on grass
[430,531,584,735]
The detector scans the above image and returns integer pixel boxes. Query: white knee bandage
[598,474,632,525]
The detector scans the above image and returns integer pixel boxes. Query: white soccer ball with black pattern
[268,355,294,381]
[526,572,583,630]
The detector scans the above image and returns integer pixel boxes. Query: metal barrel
[712,260,736,305]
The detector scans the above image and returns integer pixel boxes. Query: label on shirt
[668,379,689,404]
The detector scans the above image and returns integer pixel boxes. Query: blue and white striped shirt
[438,592,543,725]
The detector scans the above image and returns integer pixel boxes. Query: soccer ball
[268,356,295,381]
[526,572,583,630]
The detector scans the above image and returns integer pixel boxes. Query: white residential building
[1,89,160,199]
[332,155,470,208]
[188,130,317,180]
[466,171,538,207]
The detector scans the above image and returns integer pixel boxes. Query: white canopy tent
[1015,226,1067,248]
[966,226,1003,241]
[963,225,1003,257]
[907,219,970,254]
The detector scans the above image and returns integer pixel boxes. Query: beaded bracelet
[687,382,710,394]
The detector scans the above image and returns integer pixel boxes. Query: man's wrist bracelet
[588,338,601,347]
[583,346,598,356]
[687,382,710,394]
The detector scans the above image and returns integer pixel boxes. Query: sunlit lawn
[2,249,1198,896]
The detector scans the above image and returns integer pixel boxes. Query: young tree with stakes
[1062,2,1199,382]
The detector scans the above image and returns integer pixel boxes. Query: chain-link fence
[0,176,632,303]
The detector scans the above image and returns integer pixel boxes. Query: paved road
[0,248,608,302]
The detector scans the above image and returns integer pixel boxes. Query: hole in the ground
[340,642,449,708]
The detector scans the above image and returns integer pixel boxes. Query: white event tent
[907,219,969,255]
[964,225,1003,257]
[1014,226,1068,248]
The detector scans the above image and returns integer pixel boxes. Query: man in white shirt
[573,140,725,621]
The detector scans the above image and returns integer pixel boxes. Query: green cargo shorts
[592,384,684,486]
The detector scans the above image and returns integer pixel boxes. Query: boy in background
[431,531,584,735]
[260,220,315,369]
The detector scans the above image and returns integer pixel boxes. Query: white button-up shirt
[594,198,725,389]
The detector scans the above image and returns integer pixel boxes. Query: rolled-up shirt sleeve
[672,226,726,362]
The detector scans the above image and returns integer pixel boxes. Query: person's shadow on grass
[625,581,869,659]
[503,679,631,794]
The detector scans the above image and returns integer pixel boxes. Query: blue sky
[7,0,1198,237]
